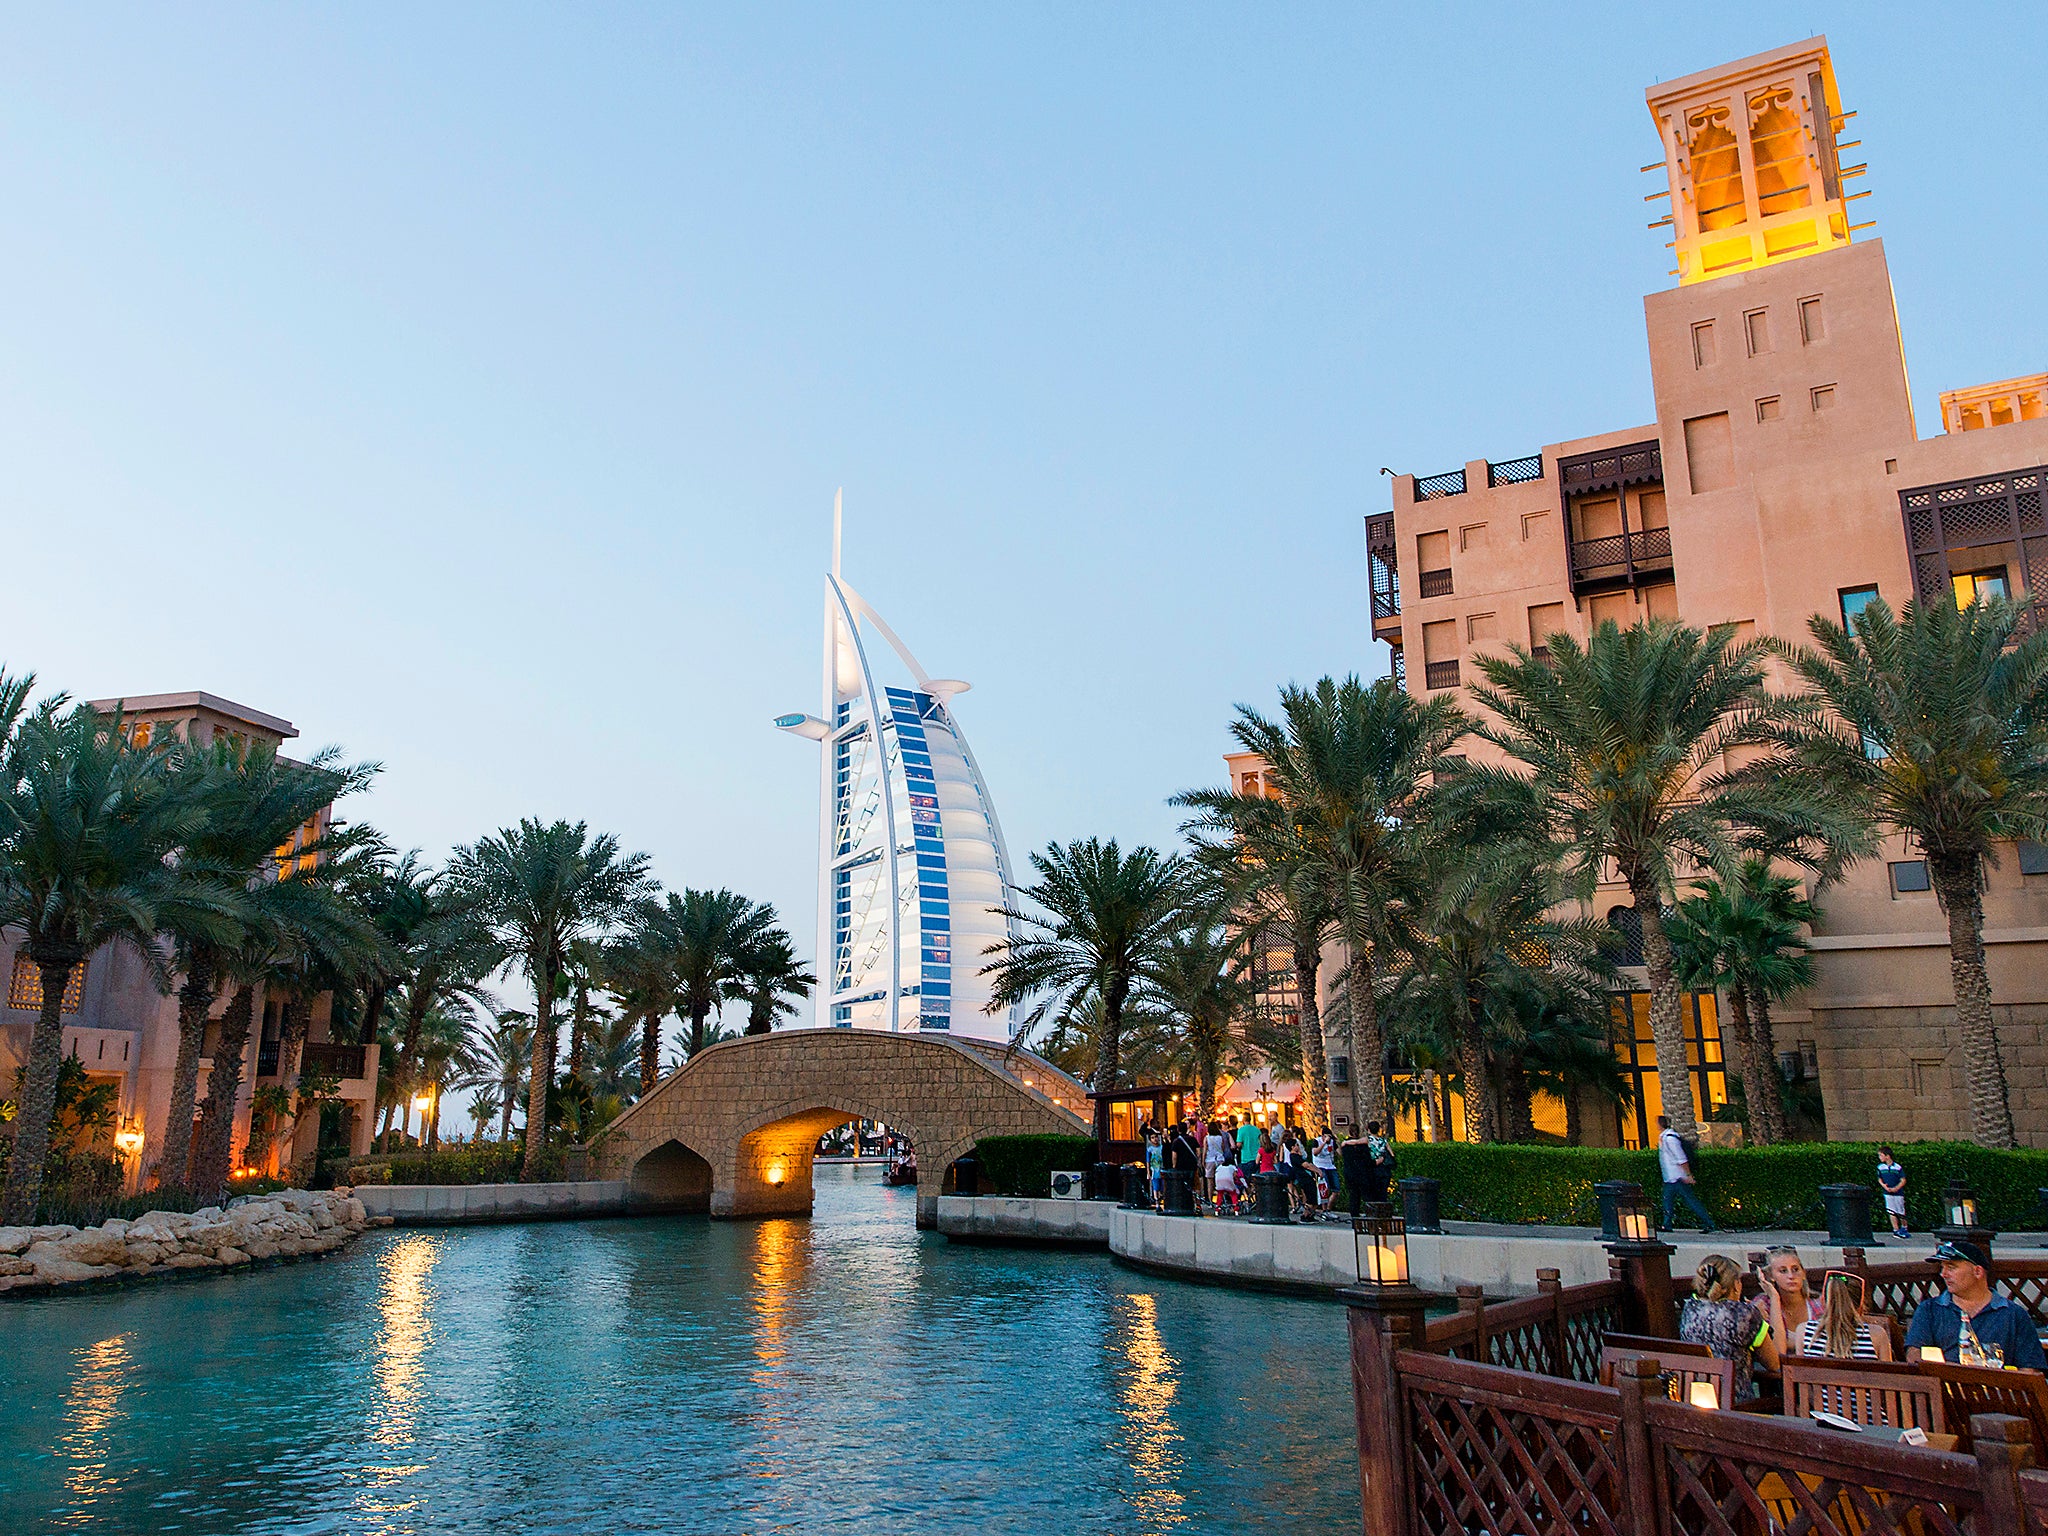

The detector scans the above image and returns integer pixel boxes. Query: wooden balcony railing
[1570,526,1673,575]
[1423,659,1461,690]
[1417,566,1454,598]
[301,1042,368,1081]
[1415,468,1467,499]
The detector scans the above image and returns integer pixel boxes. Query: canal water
[0,1164,1359,1534]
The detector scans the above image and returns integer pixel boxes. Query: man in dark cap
[1903,1239,2046,1369]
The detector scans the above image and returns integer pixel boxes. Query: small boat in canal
[882,1153,919,1186]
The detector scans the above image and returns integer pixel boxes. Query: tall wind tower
[774,493,1019,1039]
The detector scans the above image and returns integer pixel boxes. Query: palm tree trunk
[568,992,587,1079]
[1632,880,1698,1144]
[1722,981,1775,1147]
[499,1076,515,1141]
[192,985,256,1204]
[277,993,312,1085]
[1748,993,1787,1143]
[1345,948,1396,1133]
[1293,927,1330,1131]
[0,958,82,1224]
[1501,1061,1536,1143]
[156,951,217,1192]
[1092,989,1124,1158]
[1564,1084,1584,1147]
[639,1011,662,1100]
[1932,858,2015,1149]
[359,980,388,1046]
[1453,992,1497,1143]
[521,966,557,1180]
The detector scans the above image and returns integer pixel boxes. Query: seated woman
[1797,1271,1892,1361]
[1680,1254,1782,1402]
[1761,1245,1820,1356]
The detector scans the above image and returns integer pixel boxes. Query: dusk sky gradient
[3,5,2041,1044]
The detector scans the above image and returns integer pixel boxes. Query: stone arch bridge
[590,1029,1090,1226]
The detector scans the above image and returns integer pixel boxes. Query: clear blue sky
[2,5,2040,1036]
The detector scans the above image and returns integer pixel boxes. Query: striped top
[1796,1318,1880,1360]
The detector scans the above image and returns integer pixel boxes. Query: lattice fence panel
[1662,1443,1970,1536]
[1487,1321,1554,1377]
[2019,488,2044,534]
[1908,506,1938,549]
[1940,499,2015,547]
[1867,1273,1944,1321]
[1408,1389,1625,1536]
[1562,1302,1623,1384]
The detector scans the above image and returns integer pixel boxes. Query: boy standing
[1876,1145,1909,1239]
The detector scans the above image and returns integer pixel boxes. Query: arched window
[1748,86,1809,218]
[1687,105,1746,231]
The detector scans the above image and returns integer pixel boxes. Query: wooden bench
[1781,1358,1946,1434]
[1916,1361,2048,1454]
[1601,1340,1736,1409]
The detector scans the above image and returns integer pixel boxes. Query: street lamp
[1604,1188,1678,1338]
[114,1118,145,1159]
[1936,1175,1997,1258]
[413,1088,438,1178]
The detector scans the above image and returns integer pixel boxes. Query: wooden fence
[1346,1257,2048,1535]
[1842,1252,2048,1330]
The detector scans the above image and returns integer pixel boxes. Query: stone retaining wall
[354,1180,635,1225]
[0,1189,376,1296]
[935,1194,1111,1246]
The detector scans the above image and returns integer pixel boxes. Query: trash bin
[1821,1183,1875,1245]
[1162,1168,1197,1216]
[1121,1164,1154,1210]
[1399,1176,1443,1234]
[1248,1171,1294,1225]
[1089,1162,1122,1201]
[950,1156,980,1197]
[1595,1179,1644,1242]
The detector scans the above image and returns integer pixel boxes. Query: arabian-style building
[0,692,381,1188]
[1332,37,2046,1147]
[776,498,1020,1041]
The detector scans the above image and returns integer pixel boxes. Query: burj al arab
[774,495,1019,1040]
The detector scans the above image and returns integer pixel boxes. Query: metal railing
[1414,468,1467,500]
[1570,526,1673,574]
[1423,659,1461,690]
[1487,453,1544,487]
[1417,567,1454,598]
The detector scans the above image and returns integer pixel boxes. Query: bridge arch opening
[628,1138,714,1213]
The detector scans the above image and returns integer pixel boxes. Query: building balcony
[1365,512,1402,642]
[301,1041,370,1082]
[1569,526,1674,591]
[1423,658,1461,691]
[1417,567,1454,599]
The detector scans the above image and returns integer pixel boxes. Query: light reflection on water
[0,1166,1358,1534]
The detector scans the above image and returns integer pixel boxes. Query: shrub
[970,1135,1097,1197]
[1385,1140,2048,1231]
[343,1142,564,1187]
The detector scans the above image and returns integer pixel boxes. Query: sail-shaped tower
[774,496,1018,1039]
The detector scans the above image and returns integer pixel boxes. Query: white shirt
[1204,1132,1227,1164]
[1658,1128,1690,1181]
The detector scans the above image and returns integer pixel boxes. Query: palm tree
[1668,856,1817,1146]
[1180,676,1463,1132]
[606,906,679,1100]
[1138,906,1254,1120]
[563,937,610,1079]
[1456,619,1854,1144]
[982,837,1185,1156]
[467,1085,502,1142]
[0,699,229,1222]
[734,928,815,1036]
[665,889,775,1058]
[471,1010,535,1142]
[156,739,375,1191]
[1779,594,2048,1148]
[449,820,652,1178]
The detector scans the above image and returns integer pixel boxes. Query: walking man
[1657,1114,1717,1233]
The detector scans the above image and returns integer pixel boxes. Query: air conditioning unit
[1329,1055,1351,1087]
[1049,1169,1087,1200]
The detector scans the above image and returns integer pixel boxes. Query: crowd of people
[1675,1236,2044,1403]
[1133,1114,1400,1224]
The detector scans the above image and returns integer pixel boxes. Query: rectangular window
[1839,586,1880,629]
[6,953,86,1012]
[1527,602,1564,657]
[1889,860,1931,895]
[1756,396,1781,423]
[1684,413,1735,493]
[1799,296,1825,344]
[1691,320,1717,367]
[1811,385,1836,412]
[2019,841,2048,877]
[1745,309,1771,356]
[1953,568,2011,607]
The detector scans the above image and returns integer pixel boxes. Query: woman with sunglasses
[1796,1271,1892,1360]
[1760,1245,1821,1354]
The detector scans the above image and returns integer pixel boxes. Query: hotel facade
[1305,38,2046,1148]
[0,692,381,1188]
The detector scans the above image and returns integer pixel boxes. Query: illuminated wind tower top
[1646,37,1864,286]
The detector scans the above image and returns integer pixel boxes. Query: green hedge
[970,1135,1098,1197]
[345,1142,563,1187]
[1385,1140,2048,1231]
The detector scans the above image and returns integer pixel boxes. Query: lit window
[7,953,86,1012]
[1953,569,2010,608]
